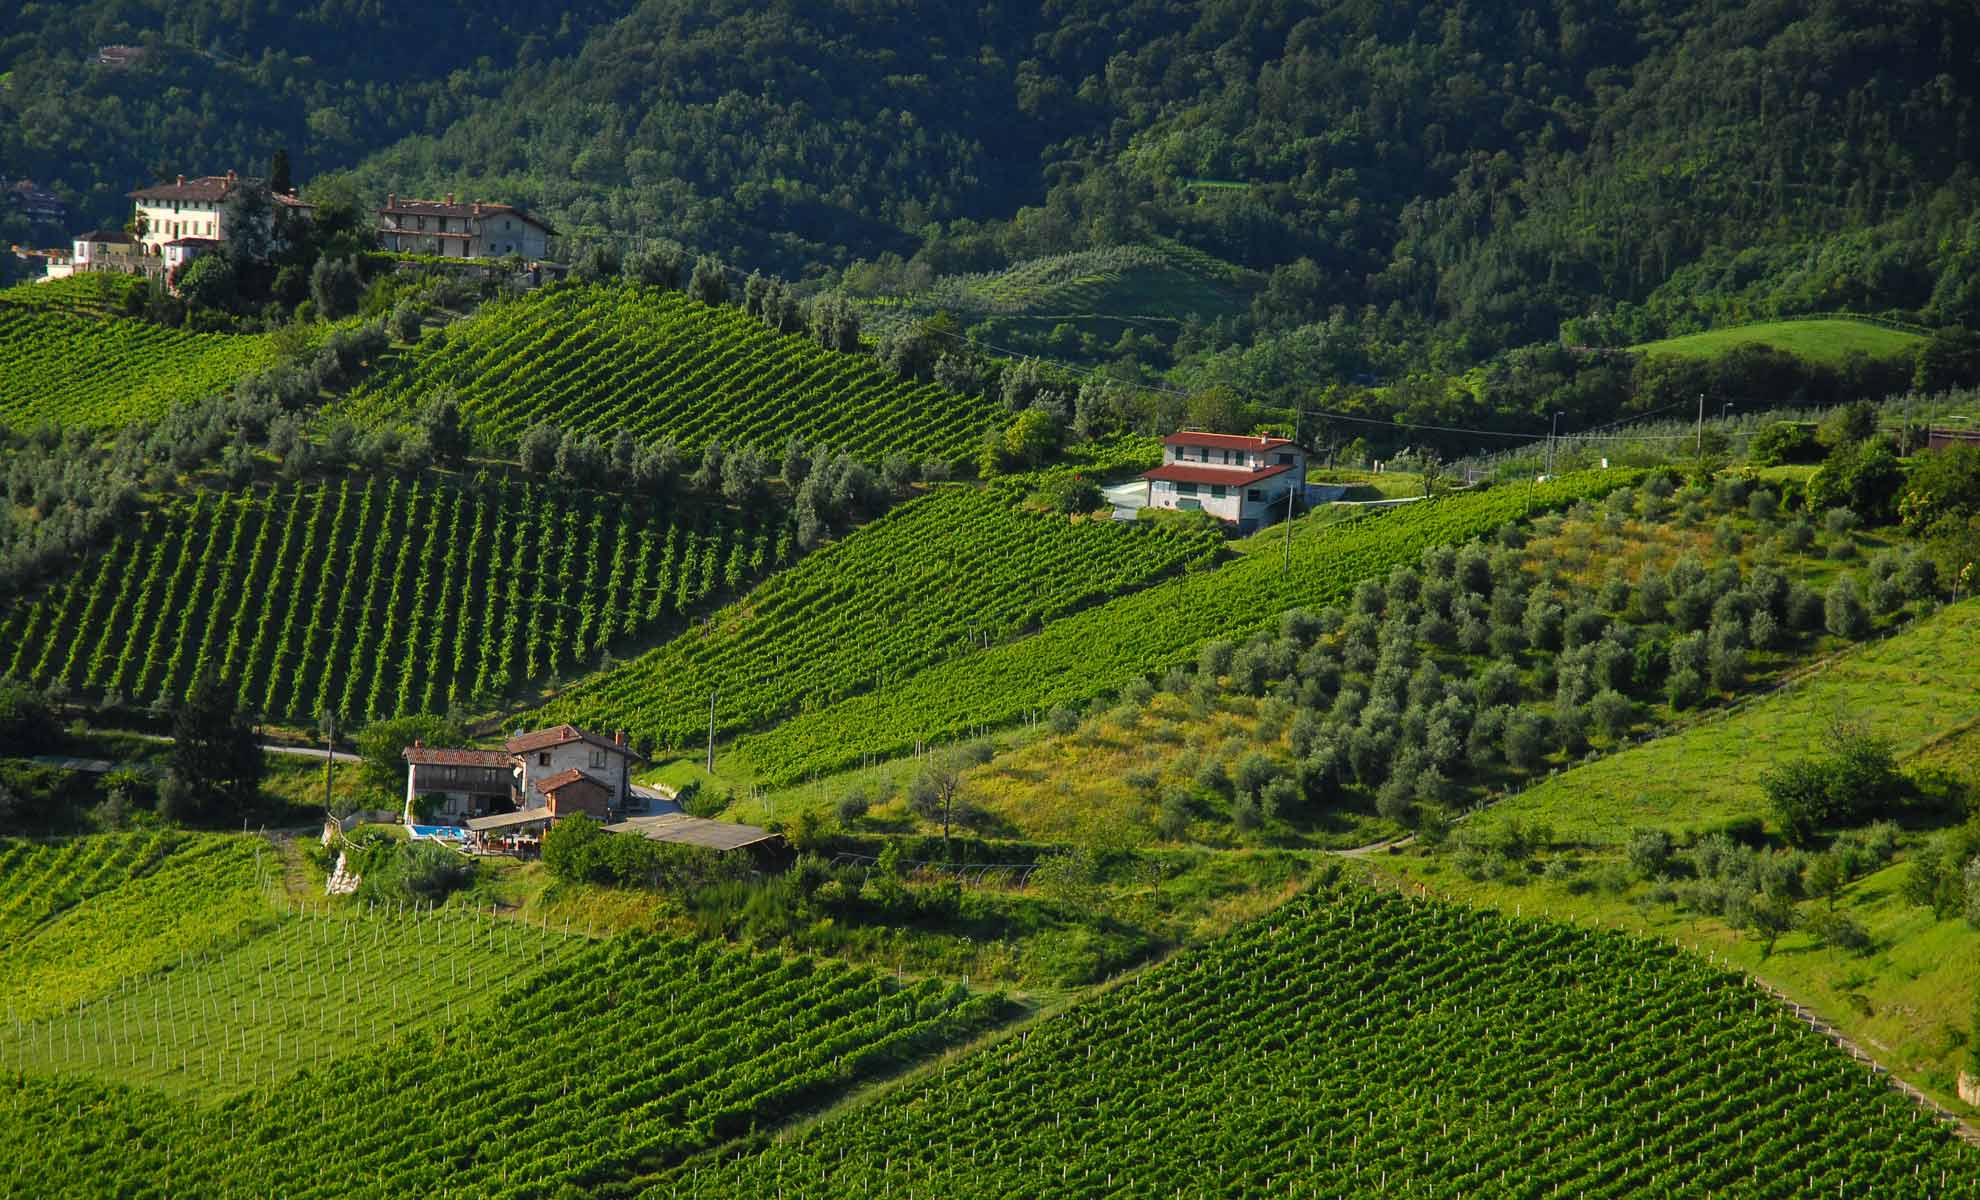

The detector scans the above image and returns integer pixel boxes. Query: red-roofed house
[129,171,314,257]
[401,742,515,820]
[377,193,555,260]
[505,724,645,815]
[531,768,614,820]
[1143,432,1308,532]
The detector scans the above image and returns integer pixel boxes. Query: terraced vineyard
[336,283,1003,461]
[0,470,783,723]
[733,473,1639,783]
[669,885,1975,1197]
[1,903,584,1097]
[0,833,268,1022]
[0,935,1011,1197]
[533,482,1222,750]
[0,299,284,427]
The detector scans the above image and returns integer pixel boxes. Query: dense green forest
[6,1,1980,412]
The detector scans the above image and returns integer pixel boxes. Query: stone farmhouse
[401,724,646,824]
[376,194,555,260]
[1141,432,1309,533]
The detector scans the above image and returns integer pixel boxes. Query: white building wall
[135,200,223,253]
[517,741,631,810]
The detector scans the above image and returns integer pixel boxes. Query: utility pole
[322,711,334,817]
[1281,474,1296,579]
[1546,412,1563,477]
[1695,392,1705,458]
[705,688,718,775]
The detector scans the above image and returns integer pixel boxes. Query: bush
[834,789,870,824]
[1824,577,1872,640]
[1627,827,1675,879]
[1046,704,1080,735]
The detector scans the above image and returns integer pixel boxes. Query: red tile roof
[128,174,315,209]
[1141,462,1297,486]
[77,230,135,244]
[532,767,612,795]
[403,746,511,768]
[505,724,647,761]
[1162,432,1295,451]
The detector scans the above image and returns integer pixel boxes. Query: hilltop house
[376,194,555,260]
[70,229,142,276]
[1142,432,1308,533]
[401,723,645,825]
[128,171,314,261]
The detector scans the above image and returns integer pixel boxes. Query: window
[1210,484,1227,499]
[537,752,551,767]
[588,748,607,769]
[1176,482,1198,496]
[1275,452,1294,465]
[1247,488,1263,501]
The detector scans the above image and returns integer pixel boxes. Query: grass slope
[336,282,1002,461]
[0,903,585,1098]
[731,473,1637,785]
[0,298,284,428]
[1630,318,1924,364]
[530,482,1222,750]
[0,935,1010,1197]
[0,470,784,724]
[1477,599,1980,845]
[0,833,269,1022]
[667,885,1973,1197]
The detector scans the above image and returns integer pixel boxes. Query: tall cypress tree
[164,672,262,827]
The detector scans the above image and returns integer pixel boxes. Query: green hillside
[1,903,586,1097]
[531,481,1223,751]
[0,298,286,428]
[1476,599,1980,845]
[1631,319,1926,365]
[0,833,269,1022]
[335,283,1002,462]
[0,470,782,725]
[671,885,1975,1197]
[730,473,1636,784]
[0,932,1009,1196]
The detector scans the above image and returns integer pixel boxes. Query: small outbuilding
[531,767,614,821]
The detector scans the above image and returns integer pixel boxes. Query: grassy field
[1631,318,1924,364]
[1476,598,1980,845]
[0,902,586,1097]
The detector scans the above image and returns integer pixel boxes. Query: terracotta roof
[378,197,557,236]
[403,746,512,768]
[532,767,612,795]
[164,237,219,248]
[77,230,135,244]
[504,724,647,762]
[1142,462,1297,486]
[1163,432,1295,451]
[128,174,315,210]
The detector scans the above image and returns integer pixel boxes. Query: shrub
[834,789,870,824]
[1627,827,1675,879]
[1824,578,1872,640]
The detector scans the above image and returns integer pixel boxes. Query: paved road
[124,731,362,764]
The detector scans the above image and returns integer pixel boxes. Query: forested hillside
[9,1,1977,388]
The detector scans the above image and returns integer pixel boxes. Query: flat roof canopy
[465,809,554,832]
[604,814,779,852]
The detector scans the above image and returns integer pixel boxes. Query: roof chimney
[226,169,236,182]
[387,192,396,208]
[413,738,424,748]
[176,174,184,187]
[613,729,626,746]
[445,192,455,206]
[472,200,481,218]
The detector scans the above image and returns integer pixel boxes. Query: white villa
[128,171,313,256]
[376,194,555,260]
[1141,432,1309,533]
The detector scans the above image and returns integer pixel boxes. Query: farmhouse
[402,742,513,820]
[129,172,314,257]
[70,230,142,275]
[507,724,645,812]
[1142,432,1308,533]
[376,193,555,260]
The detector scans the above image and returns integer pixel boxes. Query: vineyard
[666,885,1975,1198]
[1,901,584,1097]
[0,299,284,428]
[0,934,1012,1197]
[0,833,268,1022]
[730,472,1640,783]
[532,482,1223,750]
[334,283,1004,461]
[0,470,786,723]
